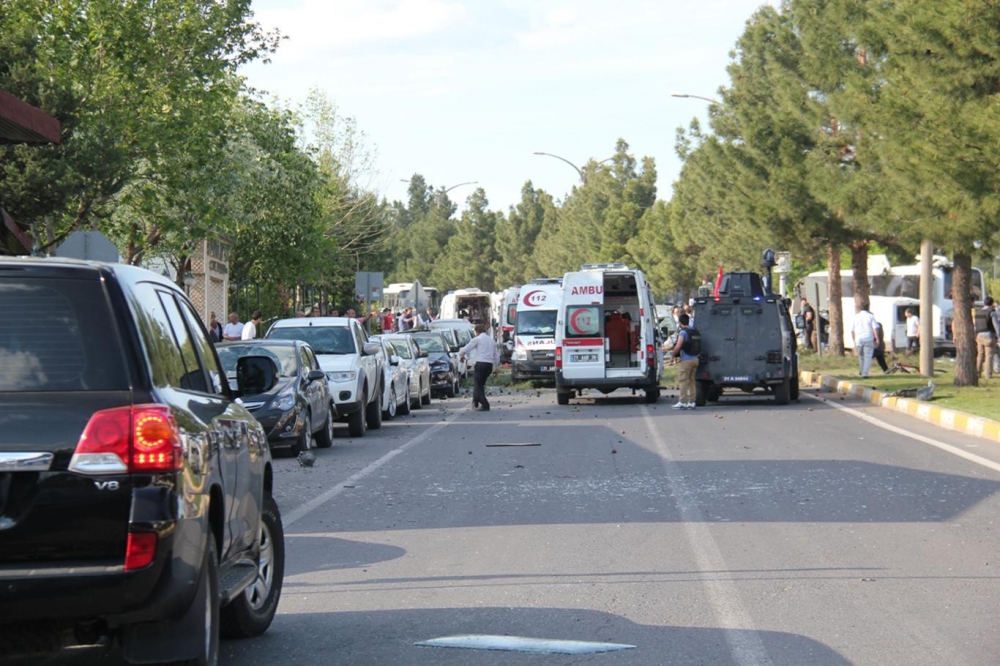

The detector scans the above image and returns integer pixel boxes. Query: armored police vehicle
[692,269,799,406]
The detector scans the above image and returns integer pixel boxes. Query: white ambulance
[555,263,664,404]
[511,278,562,383]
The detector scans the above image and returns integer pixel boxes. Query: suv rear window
[267,325,357,355]
[0,277,128,391]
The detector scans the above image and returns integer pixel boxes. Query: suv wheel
[366,381,383,429]
[180,537,220,666]
[221,495,285,639]
[315,405,334,449]
[556,389,570,405]
[293,411,312,456]
[348,391,367,438]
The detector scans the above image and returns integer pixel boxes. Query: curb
[800,371,1000,444]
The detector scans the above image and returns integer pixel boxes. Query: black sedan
[406,331,460,398]
[217,340,336,454]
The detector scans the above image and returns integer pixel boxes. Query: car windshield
[516,310,558,336]
[386,338,412,359]
[267,326,356,355]
[411,334,446,353]
[217,344,297,377]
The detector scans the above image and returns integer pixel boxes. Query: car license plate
[571,353,599,362]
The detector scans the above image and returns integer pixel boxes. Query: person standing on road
[223,312,243,341]
[459,322,499,411]
[852,300,878,379]
[801,298,816,351]
[670,313,699,410]
[975,297,996,380]
[904,308,920,355]
[241,311,262,340]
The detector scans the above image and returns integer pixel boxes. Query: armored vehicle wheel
[707,386,722,402]
[790,358,800,401]
[695,381,708,407]
[774,376,791,405]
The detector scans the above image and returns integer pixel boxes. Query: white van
[511,279,562,383]
[498,286,520,361]
[555,263,663,404]
[439,288,492,326]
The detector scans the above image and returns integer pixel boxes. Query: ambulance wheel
[644,387,659,404]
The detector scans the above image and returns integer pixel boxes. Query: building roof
[0,89,61,144]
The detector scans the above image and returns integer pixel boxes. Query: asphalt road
[218,383,1000,666]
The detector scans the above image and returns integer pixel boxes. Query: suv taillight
[70,405,182,475]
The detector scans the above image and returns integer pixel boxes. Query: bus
[383,281,440,316]
[799,255,986,354]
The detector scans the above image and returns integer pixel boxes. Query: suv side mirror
[236,356,279,396]
[306,369,325,382]
[362,342,381,356]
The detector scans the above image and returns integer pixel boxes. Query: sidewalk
[800,370,1000,444]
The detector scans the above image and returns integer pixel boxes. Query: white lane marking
[283,409,465,528]
[804,393,1000,475]
[642,407,770,666]
[415,635,635,654]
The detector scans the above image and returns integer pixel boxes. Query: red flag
[713,266,724,299]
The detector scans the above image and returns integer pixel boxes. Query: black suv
[692,270,799,406]
[0,258,284,665]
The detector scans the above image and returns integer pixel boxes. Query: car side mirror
[236,356,279,396]
[362,342,381,356]
[418,351,429,358]
[307,369,325,382]
[390,355,401,366]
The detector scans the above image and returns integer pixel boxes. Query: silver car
[381,334,432,409]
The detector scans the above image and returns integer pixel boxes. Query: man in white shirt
[241,311,262,340]
[851,301,878,378]
[904,308,919,355]
[459,323,500,411]
[223,312,243,341]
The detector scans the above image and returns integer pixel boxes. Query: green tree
[494,181,554,286]
[433,188,500,291]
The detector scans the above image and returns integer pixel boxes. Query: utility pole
[919,240,934,376]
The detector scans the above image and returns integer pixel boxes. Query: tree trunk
[827,243,845,356]
[850,239,870,310]
[952,252,977,386]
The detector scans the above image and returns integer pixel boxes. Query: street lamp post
[532,152,615,184]
[400,179,478,202]
[671,92,722,105]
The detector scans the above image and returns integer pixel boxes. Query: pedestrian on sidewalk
[241,311,262,340]
[851,300,877,379]
[873,319,890,373]
[670,313,699,409]
[459,322,499,411]
[975,297,996,380]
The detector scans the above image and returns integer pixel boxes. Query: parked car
[382,333,432,409]
[406,330,460,398]
[369,335,411,420]
[265,317,382,438]
[0,257,284,664]
[433,326,468,378]
[217,340,336,455]
[430,318,476,376]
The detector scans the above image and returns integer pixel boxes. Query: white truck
[511,279,562,383]
[555,263,664,405]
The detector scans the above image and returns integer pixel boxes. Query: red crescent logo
[569,308,590,335]
[523,290,547,307]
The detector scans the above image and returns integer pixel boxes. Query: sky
[240,0,774,213]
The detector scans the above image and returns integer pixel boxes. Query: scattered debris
[486,442,541,447]
[611,449,617,454]
[296,451,315,467]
